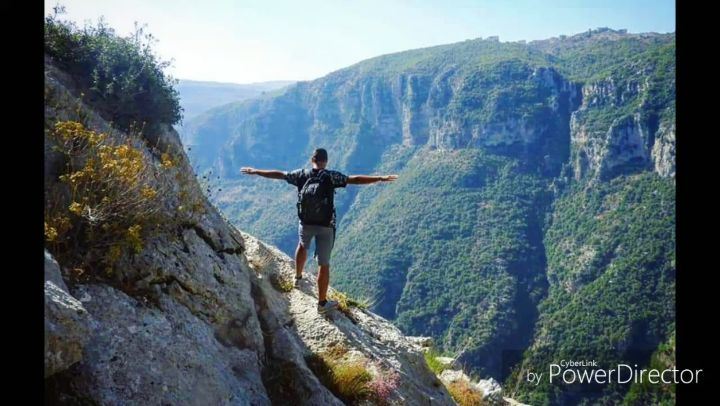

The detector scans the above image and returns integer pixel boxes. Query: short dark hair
[312,148,328,162]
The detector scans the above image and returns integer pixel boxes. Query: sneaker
[317,300,339,314]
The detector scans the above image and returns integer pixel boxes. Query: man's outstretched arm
[241,167,286,180]
[346,174,398,185]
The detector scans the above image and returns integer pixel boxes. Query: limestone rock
[440,369,503,404]
[45,250,93,378]
[50,284,270,405]
[435,357,456,368]
[476,377,503,403]
[570,72,675,181]
[652,119,676,178]
[243,232,454,405]
[503,397,532,406]
[406,335,434,348]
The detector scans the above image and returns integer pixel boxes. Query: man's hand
[380,175,398,182]
[241,167,257,175]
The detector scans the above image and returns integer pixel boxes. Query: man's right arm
[241,167,287,180]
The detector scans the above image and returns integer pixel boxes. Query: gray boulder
[44,250,93,378]
[59,284,270,406]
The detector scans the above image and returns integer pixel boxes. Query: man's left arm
[346,174,398,185]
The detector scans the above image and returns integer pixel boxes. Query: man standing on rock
[241,148,398,313]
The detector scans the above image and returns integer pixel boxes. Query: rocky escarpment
[569,64,676,181]
[192,60,583,180]
[45,231,454,405]
[187,33,674,187]
[190,33,676,192]
[45,251,94,378]
[242,233,453,404]
[44,59,457,405]
[386,65,584,180]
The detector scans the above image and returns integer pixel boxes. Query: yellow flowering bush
[161,152,176,169]
[141,186,157,200]
[45,120,173,274]
[45,222,58,242]
[126,225,143,253]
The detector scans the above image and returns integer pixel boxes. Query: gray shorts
[298,223,335,266]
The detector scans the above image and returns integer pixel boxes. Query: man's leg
[315,226,334,302]
[295,242,307,279]
[318,264,330,301]
[296,223,312,279]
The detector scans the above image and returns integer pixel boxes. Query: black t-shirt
[285,168,348,227]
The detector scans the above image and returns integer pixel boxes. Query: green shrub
[329,289,376,311]
[446,379,484,406]
[270,272,295,292]
[366,361,400,405]
[305,348,373,405]
[45,5,182,135]
[424,348,448,375]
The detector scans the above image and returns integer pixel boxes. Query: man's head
[311,148,328,169]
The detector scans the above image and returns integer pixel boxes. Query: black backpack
[297,169,334,226]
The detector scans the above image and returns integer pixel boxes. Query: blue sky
[45,0,675,84]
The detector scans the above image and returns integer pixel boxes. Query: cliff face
[570,65,675,181]
[44,59,454,405]
[191,62,583,180]
[188,34,673,185]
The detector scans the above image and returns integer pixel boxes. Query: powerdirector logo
[524,359,703,388]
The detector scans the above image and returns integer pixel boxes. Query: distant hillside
[177,79,295,122]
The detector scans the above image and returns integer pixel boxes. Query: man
[241,148,398,313]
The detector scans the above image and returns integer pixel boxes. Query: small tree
[45,5,183,136]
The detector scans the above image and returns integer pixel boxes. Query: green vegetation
[342,36,552,78]
[569,39,675,150]
[306,353,372,404]
[424,348,449,375]
[305,345,400,405]
[326,288,379,324]
[452,60,551,122]
[45,6,182,135]
[270,272,295,293]
[329,288,377,311]
[213,177,302,254]
[508,173,675,405]
[333,148,550,381]
[623,330,676,405]
[529,28,671,82]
